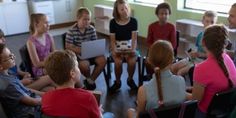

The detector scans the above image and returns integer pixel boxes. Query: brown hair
[45,50,77,85]
[0,29,4,38]
[203,10,218,24]
[155,2,171,16]
[76,7,91,19]
[0,44,6,62]
[148,40,174,106]
[232,3,236,8]
[112,0,130,20]
[29,13,46,34]
[203,24,233,88]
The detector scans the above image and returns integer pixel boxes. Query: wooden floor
[6,32,144,118]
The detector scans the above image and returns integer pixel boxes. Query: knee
[128,59,136,66]
[96,56,106,67]
[114,59,122,67]
[127,108,136,118]
[79,61,90,70]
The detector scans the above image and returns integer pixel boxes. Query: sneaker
[84,78,96,90]
[109,81,121,92]
[142,74,152,81]
[127,78,138,90]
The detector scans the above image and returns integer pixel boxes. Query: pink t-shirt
[193,53,236,113]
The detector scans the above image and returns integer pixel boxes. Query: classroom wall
[83,0,228,37]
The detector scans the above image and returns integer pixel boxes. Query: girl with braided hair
[192,24,236,118]
[127,40,189,118]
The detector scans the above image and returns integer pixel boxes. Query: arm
[65,32,81,55]
[146,25,153,48]
[131,31,138,51]
[226,49,235,59]
[49,35,56,52]
[110,34,116,54]
[26,40,45,68]
[192,82,205,101]
[137,86,146,115]
[17,69,31,78]
[20,95,41,106]
[28,88,44,96]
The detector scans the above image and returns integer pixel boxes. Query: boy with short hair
[0,44,42,118]
[42,50,101,117]
[66,7,106,90]
[171,10,218,76]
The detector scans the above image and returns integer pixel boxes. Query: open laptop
[79,39,106,59]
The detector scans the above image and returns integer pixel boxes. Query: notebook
[79,39,106,59]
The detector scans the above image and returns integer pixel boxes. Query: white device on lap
[116,40,132,52]
[79,39,106,59]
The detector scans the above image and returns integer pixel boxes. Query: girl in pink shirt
[192,24,236,118]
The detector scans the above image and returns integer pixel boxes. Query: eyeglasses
[1,53,15,63]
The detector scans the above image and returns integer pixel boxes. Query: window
[184,0,235,14]
[134,0,164,5]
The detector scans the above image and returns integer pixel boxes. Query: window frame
[133,0,164,5]
[184,0,233,14]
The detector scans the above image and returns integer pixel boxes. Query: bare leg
[127,108,137,118]
[171,58,189,75]
[125,53,136,79]
[91,56,106,81]
[112,53,123,82]
[79,60,91,78]
[177,64,194,76]
[26,75,55,91]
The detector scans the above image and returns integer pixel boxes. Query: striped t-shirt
[66,24,97,47]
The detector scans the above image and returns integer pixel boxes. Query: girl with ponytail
[192,24,236,118]
[127,40,189,118]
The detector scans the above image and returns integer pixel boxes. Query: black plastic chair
[207,88,236,118]
[140,31,180,86]
[62,33,109,89]
[19,45,34,77]
[139,100,198,118]
[106,53,142,88]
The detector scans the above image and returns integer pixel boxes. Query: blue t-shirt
[195,32,205,53]
[143,69,186,110]
[0,73,35,118]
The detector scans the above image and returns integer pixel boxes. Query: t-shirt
[0,73,35,118]
[146,21,176,49]
[195,31,205,53]
[42,88,100,118]
[66,24,97,48]
[193,53,236,113]
[109,17,138,41]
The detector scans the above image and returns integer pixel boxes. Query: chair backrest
[19,45,34,77]
[61,33,66,49]
[207,88,236,117]
[174,30,180,57]
[139,100,198,118]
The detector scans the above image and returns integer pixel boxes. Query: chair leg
[103,68,110,90]
[106,57,111,90]
[140,57,146,86]
[137,57,142,87]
